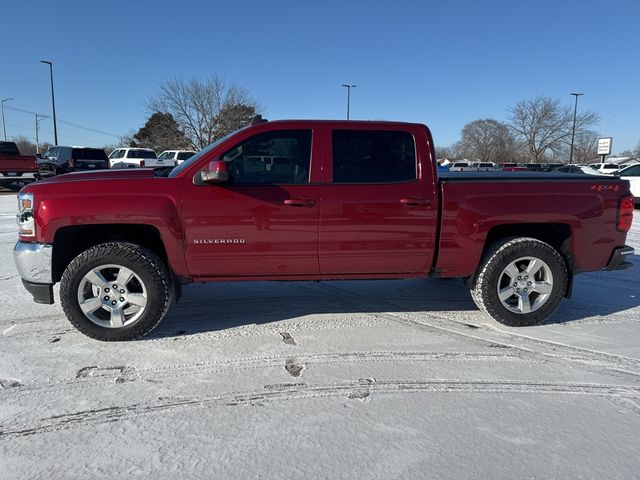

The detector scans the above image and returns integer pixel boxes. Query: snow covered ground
[1,194,639,479]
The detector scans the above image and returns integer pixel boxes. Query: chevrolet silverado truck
[0,141,38,177]
[13,120,635,341]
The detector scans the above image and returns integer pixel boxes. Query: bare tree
[571,130,599,164]
[147,76,262,149]
[459,119,519,163]
[508,95,599,163]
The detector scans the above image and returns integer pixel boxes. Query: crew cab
[0,141,38,177]
[13,120,635,341]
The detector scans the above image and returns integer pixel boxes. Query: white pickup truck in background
[157,150,197,166]
[108,147,157,168]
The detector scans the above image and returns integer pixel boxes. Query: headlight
[17,192,35,237]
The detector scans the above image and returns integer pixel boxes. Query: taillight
[140,160,145,167]
[618,195,634,232]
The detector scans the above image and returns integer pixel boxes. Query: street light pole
[569,92,583,164]
[341,84,356,120]
[1,97,14,141]
[40,60,58,145]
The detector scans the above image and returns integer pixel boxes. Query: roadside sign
[597,137,612,156]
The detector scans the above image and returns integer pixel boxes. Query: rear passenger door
[319,126,438,275]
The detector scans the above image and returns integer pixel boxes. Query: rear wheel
[471,237,567,326]
[60,242,172,341]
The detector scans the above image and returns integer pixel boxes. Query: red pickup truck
[0,141,38,177]
[13,120,635,341]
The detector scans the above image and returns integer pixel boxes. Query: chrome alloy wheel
[496,257,554,314]
[76,264,148,328]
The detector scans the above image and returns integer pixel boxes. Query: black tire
[471,237,568,327]
[60,242,172,341]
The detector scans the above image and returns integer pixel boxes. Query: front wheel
[60,242,172,341]
[471,237,568,327]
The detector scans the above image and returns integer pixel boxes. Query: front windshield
[168,129,247,177]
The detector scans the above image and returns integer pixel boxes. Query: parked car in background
[555,165,602,175]
[523,163,543,171]
[157,150,197,166]
[470,162,495,171]
[38,146,109,176]
[448,161,471,172]
[108,148,157,168]
[617,164,640,205]
[591,163,622,175]
[0,141,38,177]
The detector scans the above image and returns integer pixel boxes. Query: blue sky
[1,0,638,153]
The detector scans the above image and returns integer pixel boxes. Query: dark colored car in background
[38,146,109,176]
[0,141,38,177]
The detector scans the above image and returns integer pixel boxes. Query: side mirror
[200,160,229,183]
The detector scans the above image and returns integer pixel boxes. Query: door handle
[284,198,316,208]
[400,198,432,207]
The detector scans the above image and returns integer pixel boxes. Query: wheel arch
[468,223,574,297]
[51,224,169,283]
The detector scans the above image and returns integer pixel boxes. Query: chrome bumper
[13,241,53,283]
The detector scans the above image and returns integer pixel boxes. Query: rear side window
[177,151,195,160]
[0,142,20,155]
[127,150,157,159]
[72,148,108,160]
[221,130,312,184]
[332,130,416,183]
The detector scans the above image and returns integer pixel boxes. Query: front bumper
[13,241,55,304]
[604,246,635,271]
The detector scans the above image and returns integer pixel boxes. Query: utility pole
[569,92,583,164]
[341,84,356,120]
[35,114,47,154]
[1,97,14,141]
[40,60,58,144]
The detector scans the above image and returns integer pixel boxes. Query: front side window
[332,130,416,183]
[622,165,640,176]
[221,130,312,184]
[158,151,173,159]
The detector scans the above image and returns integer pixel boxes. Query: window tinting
[72,148,108,160]
[128,150,157,159]
[0,142,20,155]
[622,165,640,176]
[221,130,311,184]
[332,130,416,183]
[177,151,195,160]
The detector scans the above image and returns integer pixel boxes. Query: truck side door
[182,128,321,277]
[319,125,438,274]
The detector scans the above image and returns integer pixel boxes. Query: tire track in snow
[2,378,639,439]
[0,350,538,400]
[301,282,640,378]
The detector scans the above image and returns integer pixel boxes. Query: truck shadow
[149,255,640,338]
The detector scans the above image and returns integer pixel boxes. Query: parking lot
[1,193,639,478]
